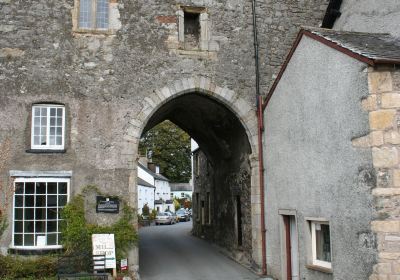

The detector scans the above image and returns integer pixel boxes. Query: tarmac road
[139,221,261,280]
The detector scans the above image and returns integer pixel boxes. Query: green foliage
[0,213,8,239]
[142,203,150,216]
[139,120,191,182]
[149,209,157,220]
[173,199,181,211]
[60,190,138,261]
[0,254,57,280]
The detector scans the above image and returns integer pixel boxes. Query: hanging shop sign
[96,196,120,213]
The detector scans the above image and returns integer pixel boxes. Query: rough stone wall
[192,147,253,268]
[333,0,400,39]
[256,0,329,92]
[366,67,400,280]
[264,36,377,280]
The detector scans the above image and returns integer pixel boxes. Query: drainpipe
[251,0,267,275]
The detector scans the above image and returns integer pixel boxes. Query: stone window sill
[72,28,116,36]
[8,248,63,255]
[306,264,333,274]
[26,149,66,154]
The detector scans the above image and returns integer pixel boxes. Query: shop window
[12,178,69,249]
[31,104,65,150]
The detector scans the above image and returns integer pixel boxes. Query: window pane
[34,126,40,135]
[56,136,62,145]
[48,183,57,194]
[49,136,55,145]
[56,127,62,136]
[14,221,23,233]
[34,116,41,126]
[25,183,34,194]
[50,127,55,136]
[15,196,23,207]
[50,108,56,116]
[15,183,24,194]
[316,224,331,262]
[36,195,46,207]
[24,208,34,220]
[58,183,67,194]
[41,108,47,115]
[24,221,35,233]
[50,117,56,126]
[47,208,57,220]
[34,136,40,145]
[57,117,62,126]
[15,208,23,220]
[47,221,57,232]
[79,0,92,28]
[57,108,63,116]
[36,208,46,220]
[40,135,47,145]
[47,195,57,207]
[58,195,67,207]
[24,234,34,246]
[35,221,45,233]
[34,107,40,116]
[96,0,109,29]
[14,234,23,246]
[47,233,57,245]
[36,182,46,194]
[25,195,34,207]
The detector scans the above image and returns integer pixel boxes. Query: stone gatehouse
[2,0,400,279]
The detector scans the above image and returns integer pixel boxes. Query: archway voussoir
[143,96,157,110]
[161,86,172,99]
[194,77,201,90]
[174,79,185,95]
[187,77,196,91]
[154,89,165,103]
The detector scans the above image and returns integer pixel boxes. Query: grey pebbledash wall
[0,0,329,273]
[263,36,377,280]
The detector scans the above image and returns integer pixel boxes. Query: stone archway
[124,76,262,273]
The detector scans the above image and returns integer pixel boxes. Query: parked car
[155,212,175,225]
[165,210,179,223]
[176,209,190,222]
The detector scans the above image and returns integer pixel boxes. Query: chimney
[148,162,156,173]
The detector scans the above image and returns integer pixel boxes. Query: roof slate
[304,27,400,64]
[138,162,170,182]
[137,177,155,188]
[170,183,193,192]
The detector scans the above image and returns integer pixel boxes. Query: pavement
[139,221,261,280]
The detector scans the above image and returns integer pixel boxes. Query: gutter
[251,0,267,275]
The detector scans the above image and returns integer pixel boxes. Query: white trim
[10,170,73,178]
[311,221,332,269]
[31,104,65,150]
[12,177,70,250]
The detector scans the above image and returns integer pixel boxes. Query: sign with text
[96,196,119,214]
[92,234,116,269]
[121,258,128,271]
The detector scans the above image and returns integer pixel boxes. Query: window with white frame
[31,104,65,150]
[79,0,109,30]
[12,178,69,249]
[311,221,332,269]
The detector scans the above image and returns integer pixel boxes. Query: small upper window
[79,0,109,30]
[311,221,332,269]
[31,104,65,150]
[184,11,200,49]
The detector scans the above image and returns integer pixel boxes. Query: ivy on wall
[60,186,138,261]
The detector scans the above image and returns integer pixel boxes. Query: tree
[139,120,191,182]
